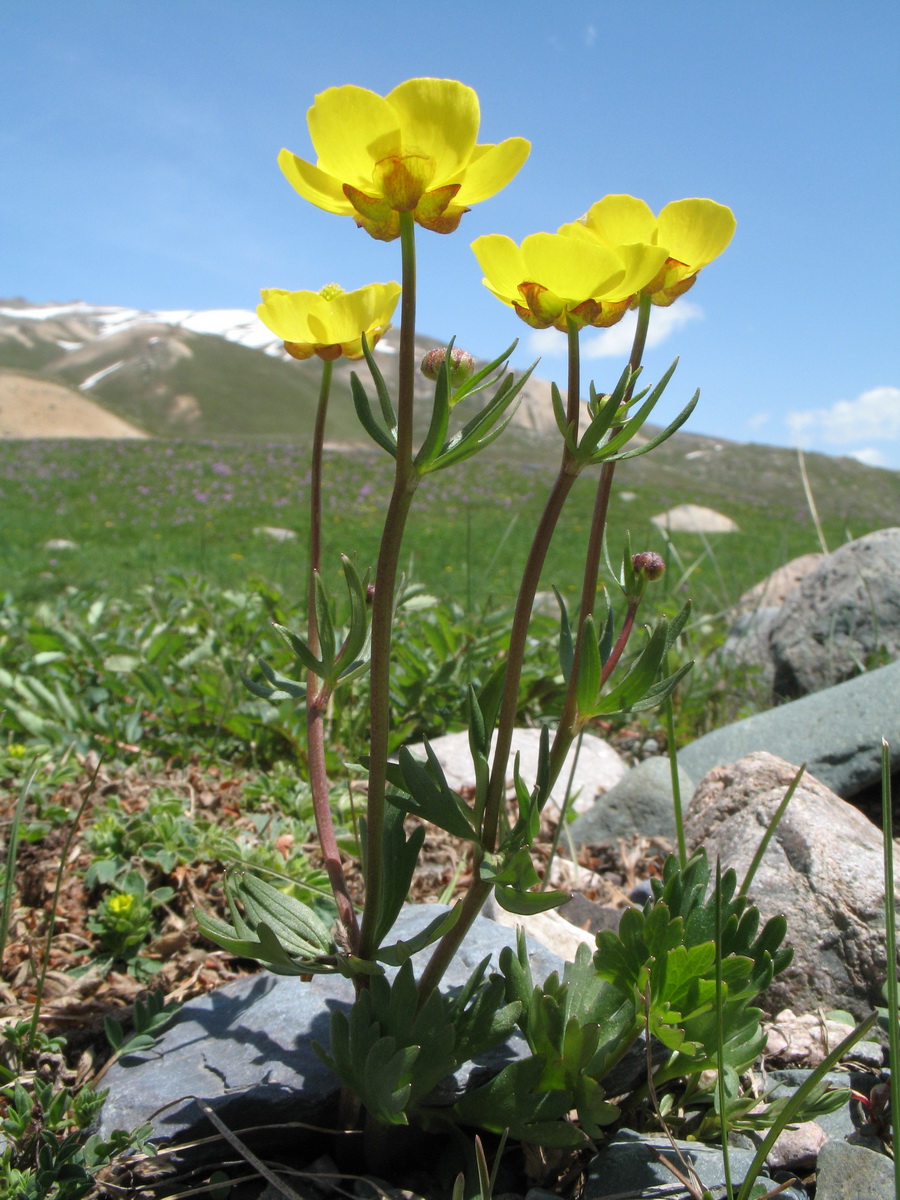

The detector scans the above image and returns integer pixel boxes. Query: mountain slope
[0,300,563,446]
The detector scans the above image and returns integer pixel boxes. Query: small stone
[584,1127,779,1198]
[253,525,297,542]
[650,503,738,533]
[815,1139,895,1199]
[764,1119,827,1171]
[405,728,626,818]
[43,538,78,550]
[764,1009,858,1065]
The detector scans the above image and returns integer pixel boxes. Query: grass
[2,433,897,613]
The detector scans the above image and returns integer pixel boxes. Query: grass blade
[0,762,38,965]
[880,738,900,1200]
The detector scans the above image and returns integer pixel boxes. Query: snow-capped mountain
[0,299,289,357]
[0,299,566,445]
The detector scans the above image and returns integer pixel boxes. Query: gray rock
[99,905,566,1145]
[815,1139,896,1199]
[734,553,825,613]
[583,1127,786,1198]
[677,658,900,798]
[768,528,900,699]
[568,755,696,844]
[685,752,899,1018]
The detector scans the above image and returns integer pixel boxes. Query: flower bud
[631,551,666,582]
[421,346,476,389]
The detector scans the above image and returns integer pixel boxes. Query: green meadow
[3,434,896,612]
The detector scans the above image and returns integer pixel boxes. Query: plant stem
[308,359,333,646]
[305,359,359,950]
[358,212,419,963]
[549,293,653,783]
[417,320,583,1004]
[482,316,582,854]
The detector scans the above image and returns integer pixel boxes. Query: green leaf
[481,845,540,888]
[272,622,325,676]
[375,903,461,966]
[608,386,701,462]
[553,587,574,682]
[361,331,399,432]
[453,1057,586,1148]
[493,884,570,915]
[373,807,427,948]
[427,360,537,471]
[574,614,601,716]
[350,370,397,456]
[313,572,337,671]
[391,744,479,841]
[415,344,452,470]
[335,556,370,678]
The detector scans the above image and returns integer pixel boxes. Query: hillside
[0,299,561,446]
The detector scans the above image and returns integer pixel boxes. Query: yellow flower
[279,78,530,241]
[559,195,736,306]
[258,281,401,361]
[108,893,135,917]
[470,231,669,331]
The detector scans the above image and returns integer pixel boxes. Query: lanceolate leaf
[350,370,397,457]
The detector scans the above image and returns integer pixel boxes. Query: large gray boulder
[98,905,567,1145]
[768,528,900,699]
[568,755,696,844]
[677,657,900,799]
[684,751,898,1018]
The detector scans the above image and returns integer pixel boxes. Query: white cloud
[787,386,900,445]
[850,447,888,467]
[527,301,703,361]
[745,411,771,431]
[585,25,597,47]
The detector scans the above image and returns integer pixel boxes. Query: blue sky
[3,1,898,467]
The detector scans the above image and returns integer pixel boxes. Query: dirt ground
[0,370,148,439]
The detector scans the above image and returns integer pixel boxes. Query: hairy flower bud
[421,346,476,388]
[631,551,666,582]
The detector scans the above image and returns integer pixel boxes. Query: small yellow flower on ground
[470,231,669,331]
[258,281,401,361]
[279,78,530,241]
[559,195,735,306]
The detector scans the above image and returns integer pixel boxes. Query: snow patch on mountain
[0,300,399,359]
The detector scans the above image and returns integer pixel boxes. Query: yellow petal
[258,283,400,356]
[656,198,736,270]
[257,288,319,341]
[453,138,531,205]
[323,282,401,345]
[471,234,528,303]
[386,78,479,183]
[577,195,658,247]
[605,243,671,300]
[520,233,625,302]
[306,84,400,188]
[278,150,354,216]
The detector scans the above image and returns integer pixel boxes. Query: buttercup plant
[197,77,805,1166]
